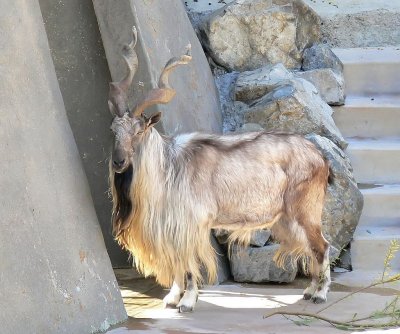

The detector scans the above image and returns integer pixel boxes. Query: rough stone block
[93,0,222,136]
[0,1,126,332]
[212,235,232,283]
[306,134,364,251]
[295,68,345,105]
[302,43,343,73]
[244,78,347,149]
[214,72,243,133]
[235,64,294,102]
[230,244,297,283]
[250,230,271,247]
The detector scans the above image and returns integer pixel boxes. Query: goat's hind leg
[304,234,331,303]
[163,274,184,308]
[177,273,198,313]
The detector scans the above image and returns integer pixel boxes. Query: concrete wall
[93,0,222,136]
[38,0,130,267]
[0,0,126,332]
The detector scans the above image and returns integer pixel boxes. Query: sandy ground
[106,269,400,334]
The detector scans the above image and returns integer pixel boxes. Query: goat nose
[113,159,125,168]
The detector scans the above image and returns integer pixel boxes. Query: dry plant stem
[263,310,398,329]
[264,275,400,328]
[264,242,400,330]
[316,274,399,315]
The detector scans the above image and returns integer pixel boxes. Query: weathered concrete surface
[39,0,130,267]
[0,1,126,333]
[93,0,222,136]
[303,0,400,47]
[107,270,400,333]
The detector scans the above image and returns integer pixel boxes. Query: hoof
[312,296,326,304]
[179,305,194,313]
[163,293,181,308]
[303,293,312,300]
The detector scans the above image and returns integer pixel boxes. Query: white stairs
[333,47,400,273]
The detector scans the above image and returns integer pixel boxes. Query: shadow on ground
[107,269,400,334]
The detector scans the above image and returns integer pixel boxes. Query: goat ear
[146,112,162,128]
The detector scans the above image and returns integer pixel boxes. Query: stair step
[358,184,400,227]
[333,47,400,95]
[351,225,400,271]
[345,138,400,184]
[333,95,400,138]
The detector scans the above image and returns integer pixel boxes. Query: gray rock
[244,78,347,149]
[186,10,213,34]
[211,235,232,283]
[295,68,345,105]
[235,63,294,102]
[213,228,229,245]
[337,247,352,271]
[329,245,341,264]
[250,230,271,247]
[236,123,264,133]
[200,0,321,71]
[230,244,297,283]
[302,43,343,74]
[213,228,270,247]
[306,134,364,251]
[215,72,251,133]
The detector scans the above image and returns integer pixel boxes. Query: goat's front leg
[163,274,184,308]
[177,273,198,313]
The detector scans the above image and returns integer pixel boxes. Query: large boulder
[200,0,321,71]
[244,78,347,149]
[306,134,364,252]
[230,244,297,283]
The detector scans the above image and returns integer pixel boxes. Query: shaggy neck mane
[112,164,133,237]
[110,128,217,287]
[111,129,166,238]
